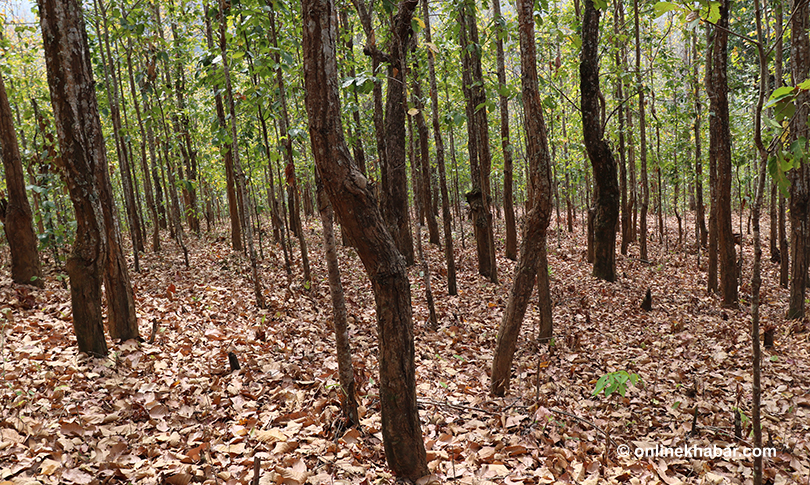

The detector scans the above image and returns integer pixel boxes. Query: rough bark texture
[788,0,810,319]
[0,74,43,288]
[302,0,428,478]
[382,0,418,265]
[315,176,359,426]
[707,0,737,307]
[580,0,619,282]
[38,0,111,355]
[422,0,457,295]
[412,73,440,246]
[490,0,553,397]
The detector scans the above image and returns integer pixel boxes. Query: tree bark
[634,0,649,261]
[581,0,619,281]
[302,0,428,478]
[422,0,457,295]
[491,0,554,397]
[39,0,113,355]
[614,0,629,256]
[0,74,43,288]
[788,0,810,318]
[411,70,440,247]
[493,0,517,261]
[707,0,738,307]
[693,31,708,249]
[458,1,497,283]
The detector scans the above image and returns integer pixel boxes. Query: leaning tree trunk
[491,0,554,397]
[39,0,112,355]
[302,0,428,478]
[0,74,43,288]
[788,0,810,319]
[708,0,738,307]
[581,0,619,282]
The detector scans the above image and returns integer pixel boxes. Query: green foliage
[592,370,641,398]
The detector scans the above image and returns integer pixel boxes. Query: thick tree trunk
[581,0,619,281]
[39,0,114,355]
[707,0,738,307]
[0,74,43,288]
[302,0,428,478]
[491,0,553,396]
[788,0,810,318]
[422,0,457,295]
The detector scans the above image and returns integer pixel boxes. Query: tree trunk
[493,0,517,261]
[693,32,708,249]
[581,0,619,281]
[422,0,457,295]
[380,0,418,266]
[0,74,43,288]
[302,0,429,478]
[459,2,497,283]
[634,0,649,261]
[788,0,810,318]
[315,173,359,426]
[411,70,440,247]
[615,0,629,256]
[218,0,265,308]
[39,0,113,355]
[707,0,738,307]
[775,1,789,288]
[491,0,554,396]
[268,3,311,289]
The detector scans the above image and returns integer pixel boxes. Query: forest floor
[0,212,808,485]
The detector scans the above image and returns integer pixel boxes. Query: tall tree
[0,74,43,288]
[788,0,810,318]
[491,0,553,396]
[634,0,649,261]
[581,0,619,281]
[421,0,457,295]
[707,0,737,307]
[302,0,428,477]
[493,0,517,261]
[693,31,708,249]
[39,0,134,354]
[458,0,497,283]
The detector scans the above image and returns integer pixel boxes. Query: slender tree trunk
[775,2,789,287]
[493,0,517,261]
[0,74,43,287]
[459,1,497,282]
[693,32,708,249]
[422,0,456,295]
[788,0,810,318]
[315,172,359,426]
[635,0,649,261]
[268,3,311,288]
[302,0,429,477]
[411,69,440,246]
[218,0,265,308]
[615,0,629,256]
[491,0,553,397]
[581,0,619,281]
[708,0,738,307]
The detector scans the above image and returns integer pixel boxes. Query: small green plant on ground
[592,370,641,398]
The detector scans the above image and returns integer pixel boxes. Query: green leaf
[593,0,608,10]
[654,1,680,18]
[592,375,610,396]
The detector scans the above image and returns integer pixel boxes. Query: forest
[0,0,809,483]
